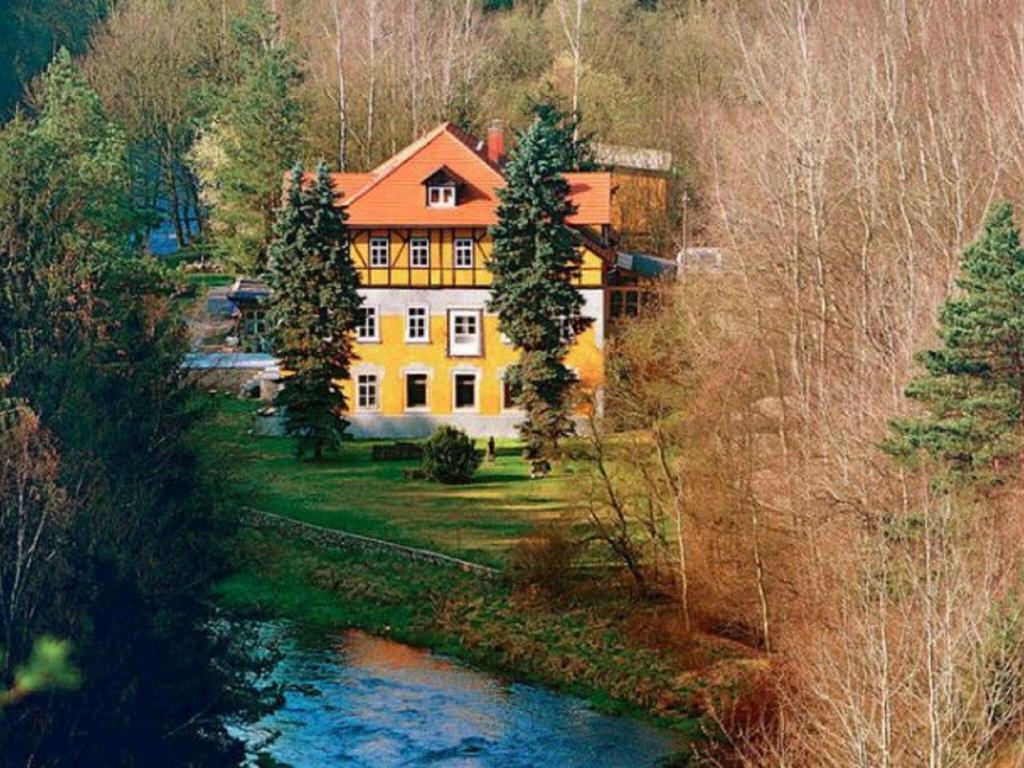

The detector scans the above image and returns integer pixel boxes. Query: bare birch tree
[695,0,1024,762]
[554,0,586,138]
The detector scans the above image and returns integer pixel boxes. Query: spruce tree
[888,202,1024,482]
[267,162,362,460]
[488,103,593,457]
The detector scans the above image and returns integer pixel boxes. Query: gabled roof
[421,165,468,187]
[324,122,611,228]
[564,173,611,227]
[227,277,271,303]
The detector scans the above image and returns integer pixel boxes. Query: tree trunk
[331,0,347,170]
[365,0,378,165]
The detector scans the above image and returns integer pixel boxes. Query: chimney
[485,119,504,165]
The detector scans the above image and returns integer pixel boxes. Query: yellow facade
[340,314,604,417]
[339,229,607,435]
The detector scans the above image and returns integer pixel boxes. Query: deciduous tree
[194,1,303,272]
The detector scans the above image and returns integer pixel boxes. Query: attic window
[427,184,456,207]
[422,166,464,208]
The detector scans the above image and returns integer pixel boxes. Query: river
[235,623,686,767]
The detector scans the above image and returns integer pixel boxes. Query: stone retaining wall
[241,509,500,579]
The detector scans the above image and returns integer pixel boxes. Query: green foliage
[488,101,594,456]
[528,96,597,171]
[421,426,483,484]
[267,163,362,460]
[1,637,80,707]
[0,0,108,118]
[887,203,1024,483]
[0,47,137,388]
[202,1,303,273]
[0,51,269,765]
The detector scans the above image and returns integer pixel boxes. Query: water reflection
[238,623,684,767]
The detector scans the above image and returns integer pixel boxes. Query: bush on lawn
[508,523,579,598]
[421,426,482,484]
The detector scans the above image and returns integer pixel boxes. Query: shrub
[421,426,482,484]
[508,523,579,597]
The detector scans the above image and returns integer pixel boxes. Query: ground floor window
[453,372,477,410]
[357,373,379,410]
[405,372,428,409]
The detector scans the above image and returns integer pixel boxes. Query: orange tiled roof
[325,123,611,228]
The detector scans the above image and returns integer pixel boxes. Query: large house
[322,120,669,438]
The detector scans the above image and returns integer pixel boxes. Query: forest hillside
[2,1,1024,766]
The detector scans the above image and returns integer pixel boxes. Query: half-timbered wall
[349,228,606,288]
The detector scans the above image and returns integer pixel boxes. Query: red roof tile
[325,123,611,228]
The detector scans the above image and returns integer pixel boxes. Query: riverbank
[200,397,760,760]
[216,525,751,758]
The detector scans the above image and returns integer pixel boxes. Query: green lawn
[203,395,750,753]
[195,398,579,567]
[180,272,235,288]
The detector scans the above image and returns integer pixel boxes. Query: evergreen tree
[530,98,597,172]
[488,102,593,457]
[888,202,1024,482]
[0,51,269,765]
[198,1,303,273]
[267,163,362,460]
[0,0,108,118]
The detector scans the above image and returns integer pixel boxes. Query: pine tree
[487,103,593,457]
[267,162,362,460]
[888,202,1024,482]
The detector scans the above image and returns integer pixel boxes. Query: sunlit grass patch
[193,397,578,566]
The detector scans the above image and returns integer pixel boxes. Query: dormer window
[422,166,465,208]
[427,184,456,207]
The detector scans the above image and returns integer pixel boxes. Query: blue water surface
[235,625,685,767]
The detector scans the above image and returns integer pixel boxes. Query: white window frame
[427,185,456,208]
[452,370,479,412]
[448,309,482,357]
[405,305,429,343]
[403,370,431,412]
[409,236,430,268]
[454,238,474,269]
[356,305,380,342]
[369,236,390,268]
[356,373,380,411]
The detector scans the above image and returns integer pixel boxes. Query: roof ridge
[342,122,503,208]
